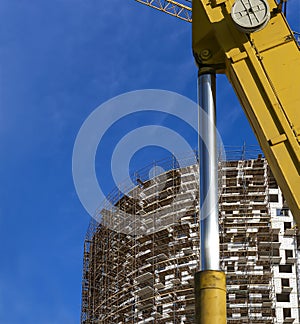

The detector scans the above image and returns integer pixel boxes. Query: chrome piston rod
[198,68,220,271]
[195,69,226,324]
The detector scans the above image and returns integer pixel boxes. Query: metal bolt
[200,49,212,60]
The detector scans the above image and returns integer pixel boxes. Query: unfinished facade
[81,155,300,323]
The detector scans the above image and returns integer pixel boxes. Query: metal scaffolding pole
[194,68,226,324]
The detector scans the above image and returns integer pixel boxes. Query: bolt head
[200,49,212,60]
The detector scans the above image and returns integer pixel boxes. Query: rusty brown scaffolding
[81,151,298,323]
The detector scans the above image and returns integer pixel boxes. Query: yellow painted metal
[192,0,300,225]
[194,270,227,324]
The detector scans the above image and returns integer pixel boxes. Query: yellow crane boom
[192,0,300,225]
[135,0,300,226]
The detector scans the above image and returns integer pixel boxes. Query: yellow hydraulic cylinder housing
[194,270,227,324]
[192,0,300,225]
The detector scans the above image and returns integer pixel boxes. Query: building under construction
[81,153,300,323]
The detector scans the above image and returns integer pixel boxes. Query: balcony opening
[276,293,290,302]
[284,222,292,230]
[269,194,279,202]
[285,250,293,259]
[281,278,289,287]
[283,308,291,319]
[279,265,292,273]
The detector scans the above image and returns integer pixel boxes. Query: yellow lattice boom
[134,0,192,22]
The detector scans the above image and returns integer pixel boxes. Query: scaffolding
[219,158,277,323]
[81,151,300,323]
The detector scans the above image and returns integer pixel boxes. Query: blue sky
[0,0,299,323]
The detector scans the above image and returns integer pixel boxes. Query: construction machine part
[192,0,300,225]
[194,270,227,324]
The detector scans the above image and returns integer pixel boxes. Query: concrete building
[81,155,300,323]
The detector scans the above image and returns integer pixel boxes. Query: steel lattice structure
[134,0,192,22]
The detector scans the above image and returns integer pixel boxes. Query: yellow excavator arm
[134,0,300,225]
[192,0,300,224]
